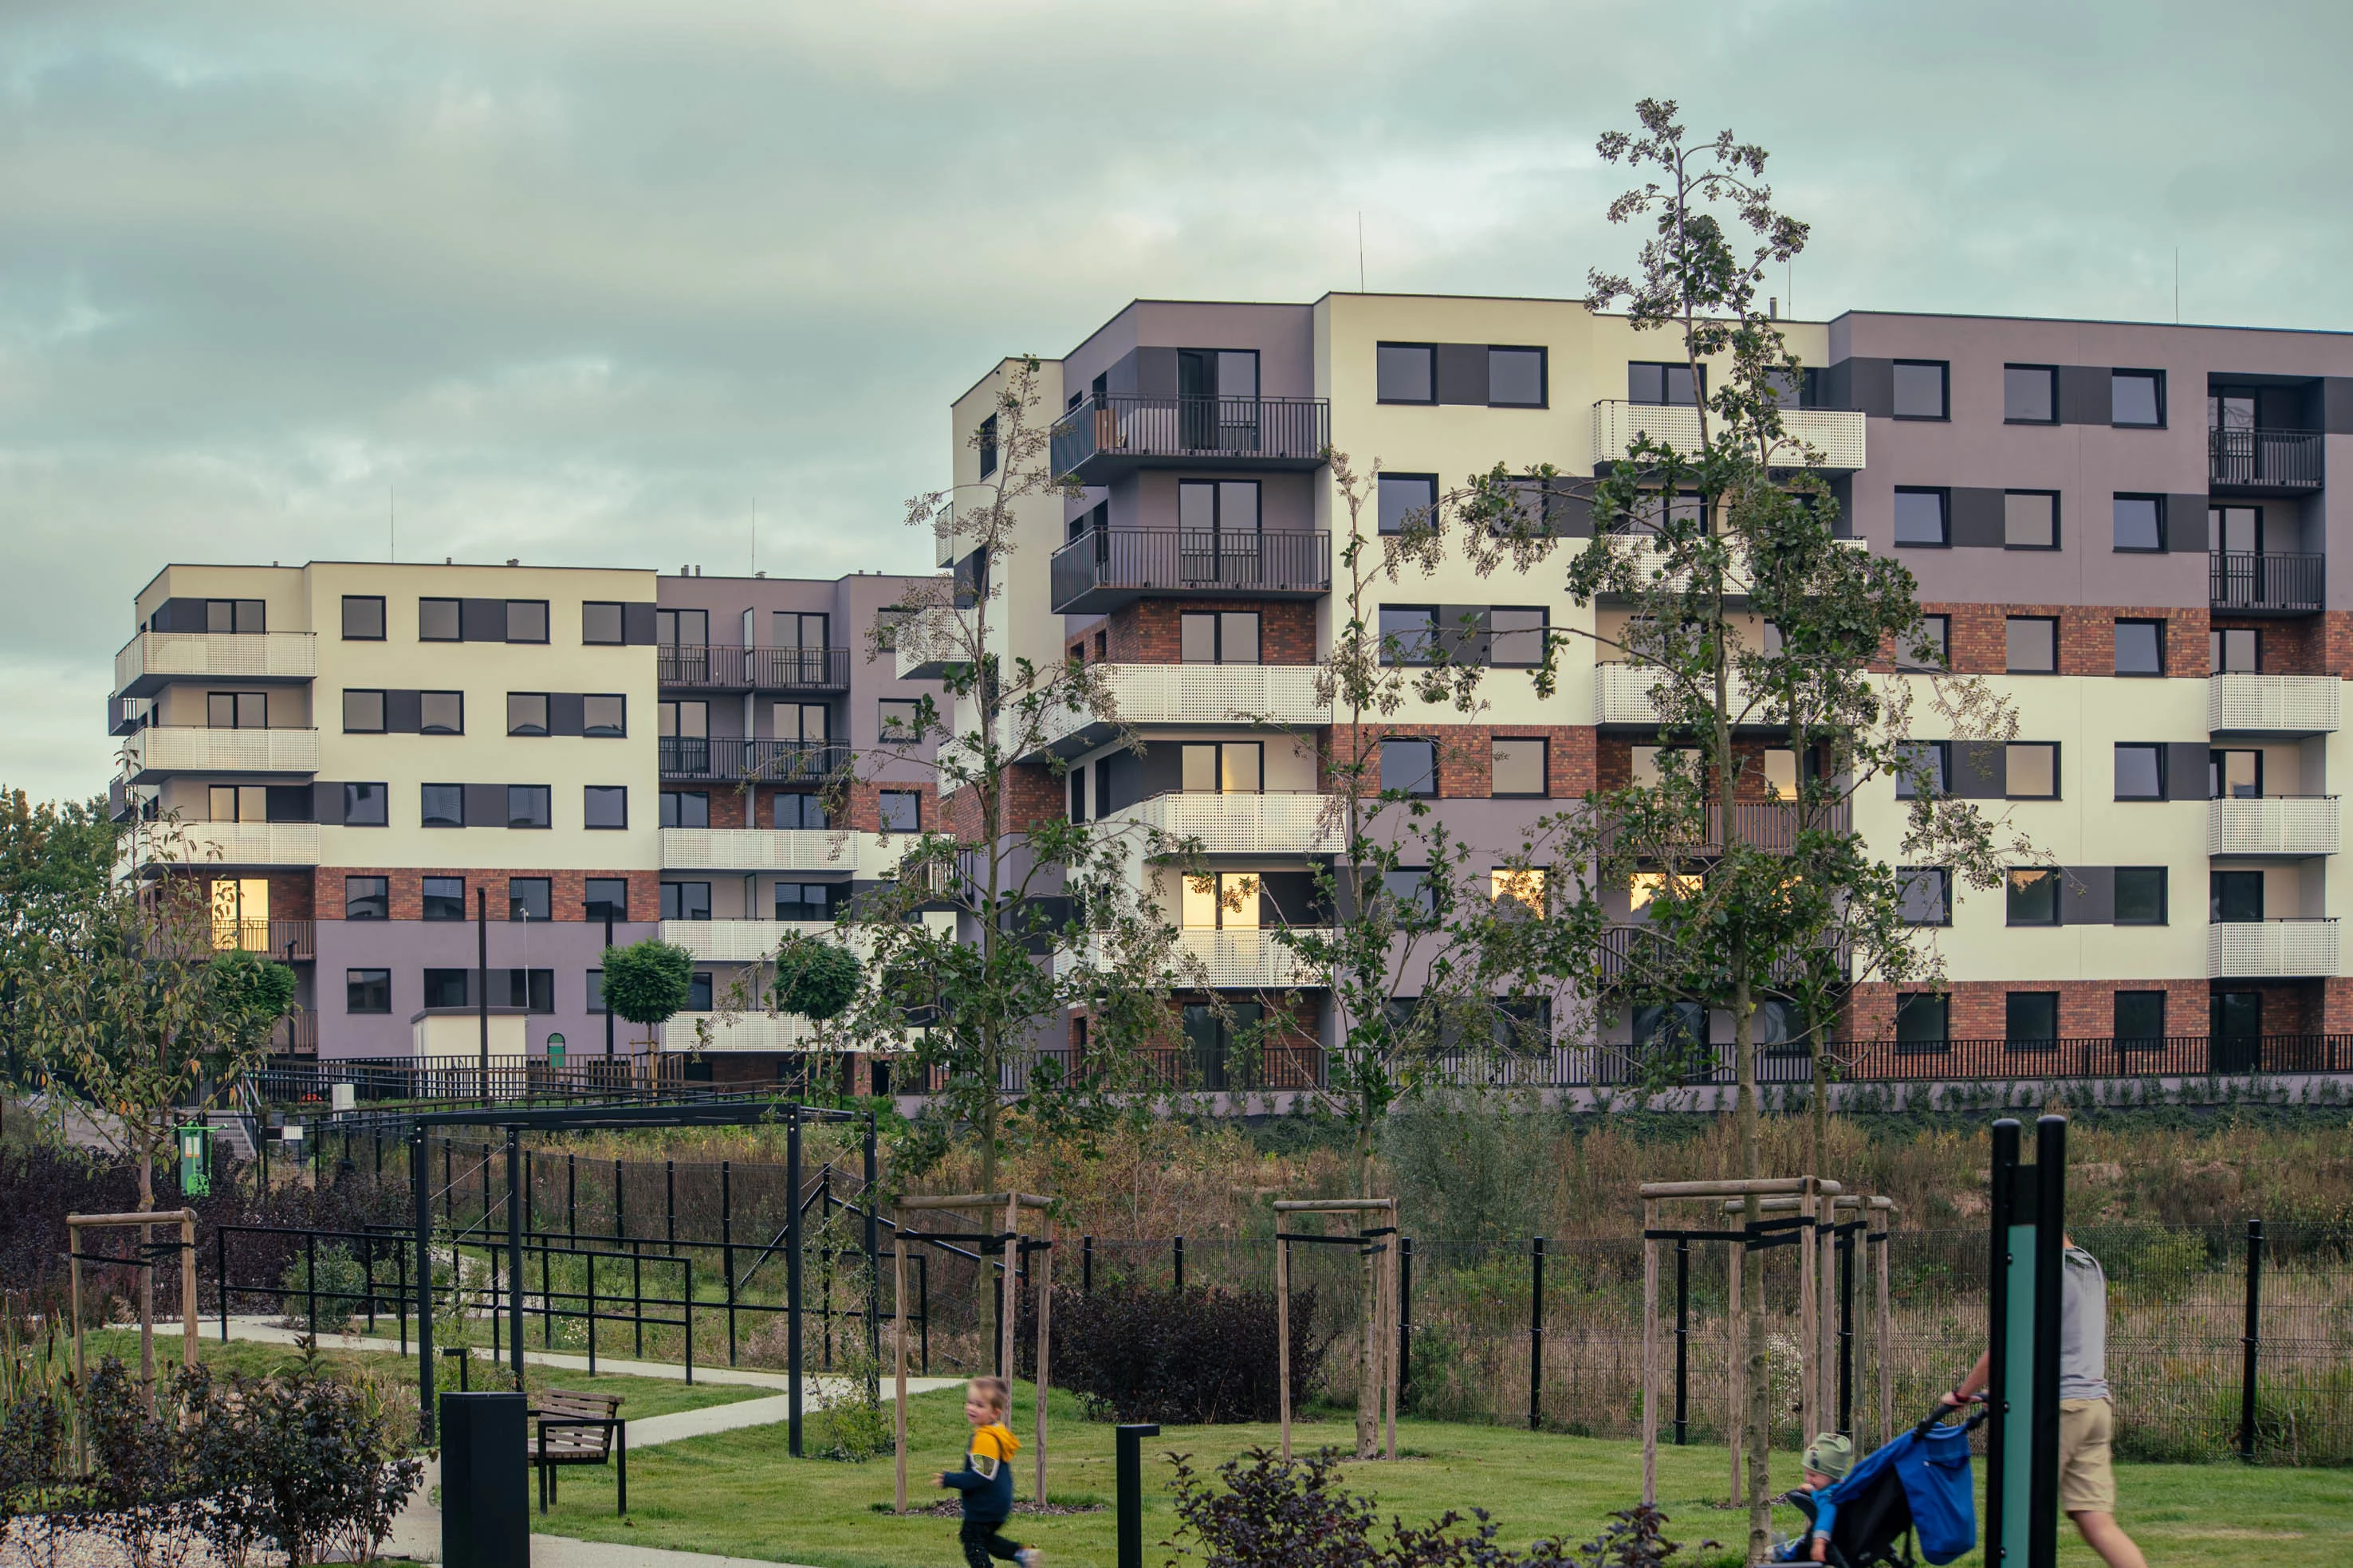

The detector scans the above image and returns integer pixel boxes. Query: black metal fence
[1050,395,1331,477]
[2210,551,2324,611]
[2209,427,2323,489]
[656,645,851,690]
[1049,527,1331,610]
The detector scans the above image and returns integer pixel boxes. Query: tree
[206,948,300,1063]
[600,937,695,1051]
[0,791,116,1083]
[772,936,861,1023]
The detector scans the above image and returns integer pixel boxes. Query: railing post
[1173,1234,1184,1294]
[1673,1236,1690,1445]
[1399,1236,1414,1413]
[2239,1218,2264,1462]
[1082,1234,1094,1295]
[1529,1236,1545,1432]
[722,1161,737,1367]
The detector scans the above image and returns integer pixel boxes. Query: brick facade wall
[1843,979,2211,1040]
[1595,736,1821,800]
[315,867,659,922]
[1919,603,2209,678]
[1323,723,1596,799]
[942,768,1057,839]
[1077,599,1318,666]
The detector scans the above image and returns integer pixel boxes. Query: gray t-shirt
[2060,1245,2110,1401]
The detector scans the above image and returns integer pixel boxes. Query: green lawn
[78,1330,766,1422]
[533,1384,2353,1568]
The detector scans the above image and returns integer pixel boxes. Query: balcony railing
[125,726,320,783]
[272,1011,317,1056]
[114,631,316,698]
[1590,401,1867,470]
[2207,796,2339,856]
[659,827,874,873]
[120,822,321,869]
[1592,662,1766,726]
[1054,926,1332,989]
[659,1011,823,1051]
[658,737,849,782]
[1111,790,1341,855]
[1602,799,1854,857]
[2210,552,2323,613]
[1020,662,1329,758]
[658,918,842,962]
[657,645,852,690]
[1049,395,1331,481]
[2209,427,2323,490]
[2209,918,2339,978]
[1049,527,1332,613]
[2208,673,2339,734]
[893,607,974,682]
[211,918,316,960]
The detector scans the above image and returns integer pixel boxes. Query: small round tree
[600,937,695,1051]
[206,947,299,1061]
[772,935,862,1021]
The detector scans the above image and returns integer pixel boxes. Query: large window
[2004,364,2056,424]
[344,690,387,733]
[346,969,391,1014]
[2112,495,2164,552]
[1487,346,1547,407]
[2115,619,2164,676]
[1378,474,1438,536]
[775,882,840,922]
[1379,738,1437,797]
[2005,491,2059,549]
[508,693,551,736]
[581,601,625,645]
[1490,867,1547,920]
[1180,612,1261,665]
[423,969,470,1010]
[419,598,461,642]
[2005,992,2059,1048]
[1897,615,1949,673]
[2113,745,2164,800]
[584,878,628,922]
[2115,867,2168,925]
[206,691,266,729]
[2006,616,2057,674]
[2006,868,2060,925]
[1489,607,1547,666]
[1627,362,1700,406]
[2210,870,2263,923]
[1177,478,1260,535]
[506,969,555,1013]
[2211,627,2259,674]
[661,790,710,828]
[2115,990,2165,1048]
[415,690,460,735]
[423,877,466,922]
[775,792,826,829]
[1892,488,1950,547]
[977,414,997,477]
[1898,868,1950,925]
[420,784,464,827]
[1181,742,1261,795]
[1379,605,1437,664]
[509,877,552,922]
[507,784,552,829]
[1895,993,1949,1051]
[879,790,921,833]
[584,694,626,737]
[584,785,628,829]
[661,882,712,922]
[345,877,389,921]
[2007,743,2060,799]
[1492,737,1546,797]
[1182,872,1261,930]
[2212,748,2261,800]
[342,595,387,640]
[1891,360,1950,420]
[1376,343,1436,403]
[879,698,924,738]
[2111,369,2165,427]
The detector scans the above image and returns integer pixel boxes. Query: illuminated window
[1490,868,1547,919]
[1629,872,1700,912]
[1182,872,1261,929]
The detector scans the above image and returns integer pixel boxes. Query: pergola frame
[1272,1197,1399,1462]
[66,1208,199,1390]
[1725,1192,1899,1451]
[891,1190,1054,1515]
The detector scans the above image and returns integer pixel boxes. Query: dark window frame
[581,601,626,645]
[1489,607,1547,668]
[1894,992,1950,1052]
[1892,487,1950,548]
[2111,368,2166,428]
[341,595,387,641]
[1899,867,1952,926]
[418,598,462,642]
[1490,736,1548,799]
[344,876,389,921]
[2113,744,2166,801]
[1891,360,1951,421]
[504,600,550,645]
[508,876,553,922]
[2114,619,2166,678]
[421,876,466,922]
[878,698,924,737]
[506,691,552,737]
[2006,742,2061,800]
[418,690,463,736]
[2111,493,2166,553]
[584,878,629,922]
[2003,364,2059,425]
[2005,992,2060,1049]
[1627,361,1703,407]
[1380,736,1439,799]
[1896,614,1950,673]
[419,783,466,828]
[342,781,388,827]
[2004,489,2060,551]
[660,881,713,922]
[2115,866,2169,927]
[1485,344,1548,408]
[1376,472,1440,536]
[2114,989,2166,1048]
[660,790,710,829]
[342,689,387,734]
[582,694,627,738]
[583,784,628,831]
[879,789,922,834]
[2005,615,2060,675]
[977,413,998,477]
[2005,867,2061,926]
[1375,342,1438,405]
[1894,740,1950,800]
[345,968,392,1015]
[506,784,553,830]
[1378,604,1439,666]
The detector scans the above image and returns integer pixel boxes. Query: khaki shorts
[2059,1397,2118,1515]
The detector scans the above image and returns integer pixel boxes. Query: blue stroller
[1777,1406,1985,1568]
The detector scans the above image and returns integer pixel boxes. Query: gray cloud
[4,0,2349,800]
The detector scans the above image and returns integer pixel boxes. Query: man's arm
[1942,1350,1990,1407]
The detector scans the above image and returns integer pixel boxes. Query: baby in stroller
[1789,1433,1855,1562]
[1776,1409,1981,1568]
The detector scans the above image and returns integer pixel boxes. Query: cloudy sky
[6,0,2350,802]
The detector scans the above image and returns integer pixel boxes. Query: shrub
[1026,1283,1328,1425]
[773,936,862,1022]
[1379,1087,1556,1246]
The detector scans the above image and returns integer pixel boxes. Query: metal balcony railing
[657,737,849,782]
[2209,427,2323,489]
[125,726,320,782]
[272,1011,317,1055]
[1601,799,1855,856]
[1049,527,1331,613]
[2208,673,2339,734]
[2209,552,2323,612]
[114,631,316,698]
[2206,796,2340,856]
[1050,395,1331,481]
[657,645,850,690]
[1111,791,1342,855]
[2208,918,2339,978]
[211,918,316,960]
[1590,401,1867,470]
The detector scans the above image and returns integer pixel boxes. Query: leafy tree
[206,947,299,1063]
[772,935,861,1022]
[0,791,116,1081]
[600,937,695,1050]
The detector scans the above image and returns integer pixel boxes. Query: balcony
[1592,662,1768,728]
[658,737,848,783]
[891,606,974,681]
[273,1011,318,1056]
[1020,662,1329,759]
[1602,800,1853,857]
[1049,528,1330,614]
[1049,395,1331,484]
[120,822,321,870]
[659,827,875,873]
[2209,918,2339,978]
[2208,796,2339,857]
[114,631,316,698]
[1590,401,1867,471]
[2210,552,2323,615]
[659,1012,824,1051]
[1059,926,1332,988]
[1111,791,1341,855]
[2209,427,2323,493]
[658,919,840,963]
[656,645,851,691]
[2209,673,2339,735]
[124,726,319,784]
[210,918,317,961]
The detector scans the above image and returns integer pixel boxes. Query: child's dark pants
[959,1519,1022,1568]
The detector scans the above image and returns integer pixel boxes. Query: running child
[936,1376,1040,1568]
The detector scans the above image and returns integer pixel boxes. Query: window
[774,792,827,829]
[584,785,628,830]
[505,600,549,643]
[1376,343,1436,403]
[2005,491,2058,549]
[1895,993,1949,1052]
[2114,745,2165,800]
[1898,868,1950,925]
[2115,867,2168,925]
[507,693,550,737]
[774,882,840,922]
[506,969,555,1013]
[2212,628,2259,674]
[208,784,263,823]
[507,784,552,829]
[414,690,461,735]
[1182,742,1261,794]
[584,878,628,922]
[343,690,387,733]
[345,877,389,920]
[207,691,266,729]
[879,698,923,738]
[1489,608,1546,667]
[2004,364,2056,424]
[1627,362,1700,406]
[1761,748,1799,801]
[423,969,470,1010]
[1492,737,1546,797]
[1177,478,1260,539]
[2112,495,2164,552]
[1382,869,1434,916]
[1182,872,1261,929]
[1379,605,1437,664]
[420,784,465,827]
[510,877,552,922]
[2007,743,2059,799]
[776,701,830,745]
[1897,615,1949,673]
[1180,611,1261,665]
[419,598,461,641]
[1628,871,1701,911]
[662,882,712,921]
[583,694,625,737]
[200,599,265,633]
[2007,867,2060,925]
[1765,367,1819,409]
[656,607,706,649]
[1490,867,1546,919]
[346,969,391,1014]
[342,782,387,826]
[2213,505,2262,554]
[1891,360,1950,420]
[2115,990,2166,1047]
[587,969,607,1013]
[1380,738,1437,797]
[342,595,386,640]
[879,790,921,833]
[1892,488,1949,547]
[1487,346,1546,407]
[2212,749,2261,800]
[2006,617,2057,674]
[2210,870,2264,924]
[1632,1001,1707,1051]
[1631,745,1684,788]
[420,877,466,922]
[976,414,997,477]
[1378,474,1438,536]
[2111,369,2164,427]
[582,601,625,645]
[661,790,710,828]
[2005,992,2059,1048]
[687,972,714,1011]
[2115,620,2164,676]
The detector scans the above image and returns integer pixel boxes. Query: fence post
[666,1159,676,1255]
[1173,1234,1184,1293]
[1399,1236,1414,1412]
[722,1161,738,1367]
[919,1252,930,1376]
[1529,1236,1545,1432]
[1083,1235,1094,1295]
[217,1227,230,1342]
[786,1102,804,1459]
[2239,1217,2264,1463]
[1673,1236,1689,1445]
[305,1231,319,1338]
[566,1153,576,1240]
[864,1114,882,1390]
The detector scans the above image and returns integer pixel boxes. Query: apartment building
[940,294,2353,1079]
[108,560,937,1084]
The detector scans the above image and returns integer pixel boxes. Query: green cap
[1804,1432,1854,1482]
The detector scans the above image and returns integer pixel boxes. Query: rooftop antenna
[1357,211,1365,293]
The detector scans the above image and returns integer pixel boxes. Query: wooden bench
[531,1389,628,1515]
